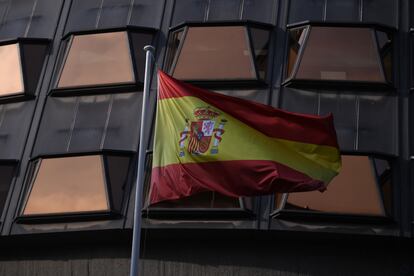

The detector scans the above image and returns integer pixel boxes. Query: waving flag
[149,71,341,204]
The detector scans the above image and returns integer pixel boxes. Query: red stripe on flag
[158,70,338,148]
[150,160,325,205]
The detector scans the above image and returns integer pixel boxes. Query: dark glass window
[0,163,16,217]
[376,30,393,83]
[166,24,271,83]
[285,25,393,86]
[57,32,135,89]
[21,154,130,217]
[275,155,392,217]
[286,27,307,79]
[250,27,271,80]
[164,29,184,77]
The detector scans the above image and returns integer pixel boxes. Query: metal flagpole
[130,45,155,276]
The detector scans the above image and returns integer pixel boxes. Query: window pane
[296,27,385,82]
[0,164,15,215]
[373,158,392,214]
[129,32,154,83]
[20,43,48,95]
[172,26,256,80]
[284,156,387,216]
[0,44,24,96]
[57,32,135,89]
[23,155,109,215]
[105,155,130,212]
[249,27,270,80]
[165,30,184,75]
[287,27,307,79]
[376,30,393,83]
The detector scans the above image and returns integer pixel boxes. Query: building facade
[0,0,413,275]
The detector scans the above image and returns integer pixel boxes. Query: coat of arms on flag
[179,107,226,156]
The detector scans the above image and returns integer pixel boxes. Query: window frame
[50,26,157,97]
[282,21,396,91]
[0,38,49,104]
[16,150,133,224]
[270,152,396,225]
[164,21,273,89]
[142,151,256,220]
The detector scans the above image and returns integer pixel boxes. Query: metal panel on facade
[32,97,77,157]
[97,0,132,29]
[102,92,142,151]
[68,95,113,152]
[0,0,63,39]
[64,0,104,34]
[358,94,398,154]
[25,0,64,38]
[172,0,208,26]
[241,0,278,25]
[65,0,165,34]
[280,88,397,155]
[288,0,397,27]
[362,0,397,27]
[325,0,360,21]
[288,0,325,23]
[319,92,359,151]
[0,0,36,39]
[206,0,243,21]
[33,93,142,156]
[128,0,165,29]
[0,102,35,160]
[279,88,319,115]
[172,0,277,26]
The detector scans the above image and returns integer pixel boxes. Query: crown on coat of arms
[193,106,220,120]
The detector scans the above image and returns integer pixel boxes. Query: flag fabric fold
[149,71,341,205]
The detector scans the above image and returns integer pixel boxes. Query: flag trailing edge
[149,70,341,205]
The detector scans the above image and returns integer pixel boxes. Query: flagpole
[130,45,155,276]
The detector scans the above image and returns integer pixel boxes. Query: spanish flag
[149,71,341,204]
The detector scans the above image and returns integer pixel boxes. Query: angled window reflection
[285,24,394,87]
[274,155,392,217]
[57,32,135,89]
[21,154,130,218]
[298,27,383,82]
[173,26,256,80]
[286,27,307,79]
[23,155,109,215]
[166,23,271,84]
